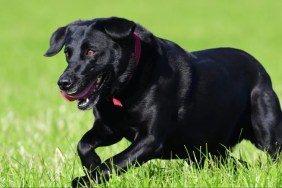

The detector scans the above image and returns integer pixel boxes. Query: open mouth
[61,72,110,110]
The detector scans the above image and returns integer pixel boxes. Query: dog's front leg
[91,135,163,182]
[72,119,122,187]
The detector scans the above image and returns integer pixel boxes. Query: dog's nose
[58,77,73,90]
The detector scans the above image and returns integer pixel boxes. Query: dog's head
[45,17,138,110]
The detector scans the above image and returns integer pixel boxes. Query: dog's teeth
[97,76,102,84]
[68,90,76,95]
[79,98,90,108]
[83,98,89,105]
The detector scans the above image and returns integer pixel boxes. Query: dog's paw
[72,176,92,188]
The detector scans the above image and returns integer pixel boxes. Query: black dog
[45,17,282,187]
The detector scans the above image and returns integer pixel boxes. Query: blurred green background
[0,0,282,186]
[1,0,282,117]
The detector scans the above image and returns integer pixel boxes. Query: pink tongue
[61,91,123,107]
[60,91,76,101]
[60,80,98,102]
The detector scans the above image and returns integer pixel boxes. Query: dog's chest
[103,109,141,142]
[118,124,139,142]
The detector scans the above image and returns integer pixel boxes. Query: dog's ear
[102,17,136,41]
[44,26,67,57]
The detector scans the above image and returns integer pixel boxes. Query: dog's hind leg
[250,77,282,160]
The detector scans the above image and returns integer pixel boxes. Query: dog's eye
[86,49,95,57]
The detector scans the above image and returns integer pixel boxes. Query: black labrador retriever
[45,17,282,186]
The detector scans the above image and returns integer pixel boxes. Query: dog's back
[159,46,281,158]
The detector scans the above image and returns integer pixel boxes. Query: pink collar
[133,32,142,66]
[112,32,141,107]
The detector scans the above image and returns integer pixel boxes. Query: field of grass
[1,0,282,187]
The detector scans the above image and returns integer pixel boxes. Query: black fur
[45,17,282,187]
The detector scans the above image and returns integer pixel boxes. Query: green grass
[1,0,282,187]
